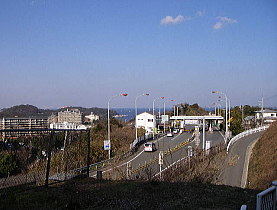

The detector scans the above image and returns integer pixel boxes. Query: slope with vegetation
[247,120,277,190]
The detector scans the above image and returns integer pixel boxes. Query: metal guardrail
[256,185,276,210]
[129,133,154,150]
[227,125,270,153]
[241,181,277,210]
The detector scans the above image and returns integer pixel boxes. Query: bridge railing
[227,125,270,153]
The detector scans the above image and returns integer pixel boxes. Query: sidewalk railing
[227,125,269,153]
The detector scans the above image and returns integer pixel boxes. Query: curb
[241,137,260,188]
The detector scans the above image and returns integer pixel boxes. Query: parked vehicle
[144,143,156,152]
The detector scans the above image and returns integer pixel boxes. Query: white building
[58,109,82,125]
[255,109,277,125]
[84,112,99,123]
[50,122,87,130]
[136,112,156,133]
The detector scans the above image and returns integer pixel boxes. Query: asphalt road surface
[99,129,225,180]
[219,131,264,188]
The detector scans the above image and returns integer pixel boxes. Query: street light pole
[152,97,164,135]
[212,91,229,141]
[152,97,165,117]
[163,100,173,133]
[107,93,128,159]
[135,93,149,140]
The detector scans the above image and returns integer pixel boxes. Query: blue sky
[0,0,276,109]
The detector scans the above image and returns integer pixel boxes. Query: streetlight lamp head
[122,93,128,97]
[161,97,165,99]
[212,91,216,93]
[145,93,150,96]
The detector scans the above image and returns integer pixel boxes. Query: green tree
[229,106,244,135]
[0,153,20,177]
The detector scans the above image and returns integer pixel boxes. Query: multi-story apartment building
[0,117,49,139]
[58,109,82,125]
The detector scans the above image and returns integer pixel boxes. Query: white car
[144,143,156,152]
[166,132,173,137]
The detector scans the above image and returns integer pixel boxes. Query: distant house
[255,109,277,125]
[136,112,156,133]
[84,112,99,124]
[243,115,255,130]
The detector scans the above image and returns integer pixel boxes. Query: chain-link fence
[0,129,90,191]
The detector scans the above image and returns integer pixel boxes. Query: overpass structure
[169,115,226,148]
[170,115,224,121]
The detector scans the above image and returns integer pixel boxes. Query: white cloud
[213,16,238,30]
[160,11,205,26]
[196,10,205,17]
[213,21,223,30]
[160,15,189,25]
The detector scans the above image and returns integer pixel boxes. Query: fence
[227,125,270,153]
[0,128,90,191]
[256,181,277,210]
[241,181,277,210]
[129,133,155,151]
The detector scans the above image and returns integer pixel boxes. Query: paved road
[98,129,225,179]
[219,131,264,188]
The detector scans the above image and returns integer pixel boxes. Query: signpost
[159,151,164,179]
[161,115,168,123]
[104,140,111,159]
[104,140,111,150]
[194,126,200,147]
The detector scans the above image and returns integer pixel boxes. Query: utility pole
[241,105,244,128]
[259,97,264,126]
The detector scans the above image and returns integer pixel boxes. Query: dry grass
[247,121,277,190]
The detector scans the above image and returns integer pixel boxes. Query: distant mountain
[0,105,116,120]
[0,104,50,118]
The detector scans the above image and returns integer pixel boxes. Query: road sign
[104,140,111,150]
[188,146,193,157]
[161,115,168,123]
[159,151,164,165]
[195,130,200,147]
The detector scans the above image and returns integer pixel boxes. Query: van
[144,143,156,152]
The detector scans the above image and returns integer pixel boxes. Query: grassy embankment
[247,120,277,190]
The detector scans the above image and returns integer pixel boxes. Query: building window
[148,119,153,122]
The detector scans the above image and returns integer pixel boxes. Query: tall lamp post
[163,100,173,133]
[212,91,229,141]
[153,97,165,136]
[153,97,165,116]
[135,93,149,140]
[107,93,128,159]
[212,103,221,116]
[219,96,231,127]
